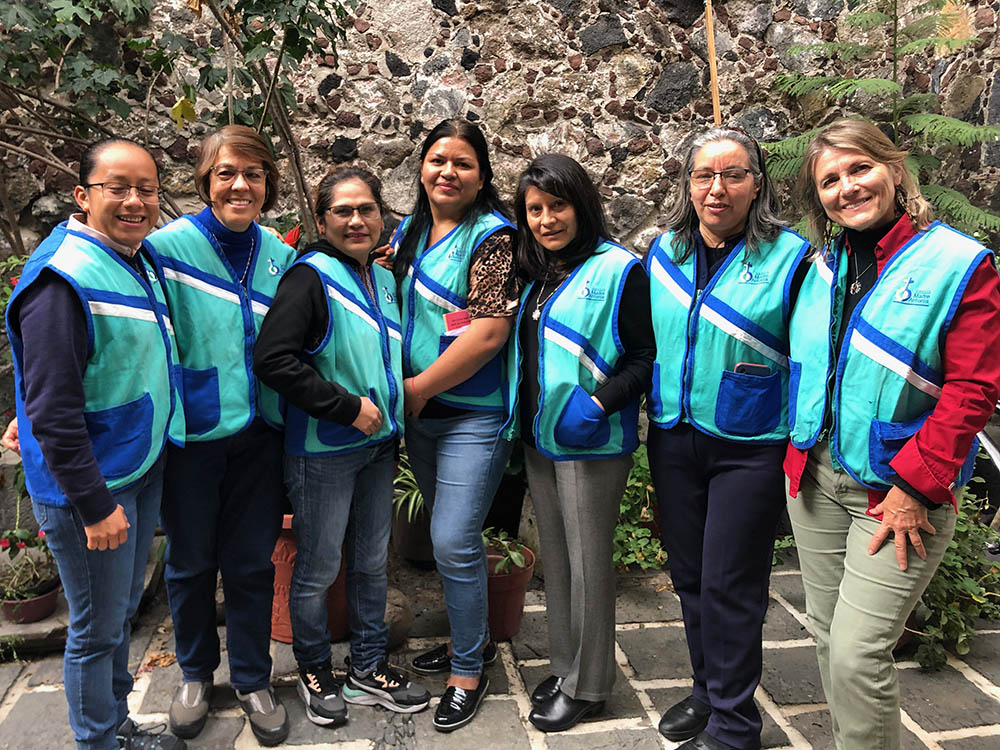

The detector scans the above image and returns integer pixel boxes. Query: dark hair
[663,127,783,262]
[395,119,509,279]
[514,154,610,281]
[79,137,159,184]
[194,125,280,212]
[314,166,385,218]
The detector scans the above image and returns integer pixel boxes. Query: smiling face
[208,145,268,232]
[73,142,159,249]
[690,139,760,247]
[812,146,902,232]
[523,186,579,253]
[317,177,384,261]
[419,137,484,219]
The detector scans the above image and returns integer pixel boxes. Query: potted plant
[483,526,535,641]
[391,448,435,567]
[0,476,60,624]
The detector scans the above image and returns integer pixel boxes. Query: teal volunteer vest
[147,215,296,440]
[647,228,809,442]
[283,251,404,456]
[7,224,184,506]
[392,211,514,411]
[788,222,989,489]
[503,241,642,460]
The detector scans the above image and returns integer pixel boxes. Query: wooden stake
[704,0,722,125]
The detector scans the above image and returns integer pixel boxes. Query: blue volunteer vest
[646,228,809,442]
[788,222,989,489]
[392,210,514,411]
[7,224,184,506]
[146,215,296,440]
[283,251,404,456]
[502,241,642,460]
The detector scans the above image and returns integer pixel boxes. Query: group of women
[9,112,1000,750]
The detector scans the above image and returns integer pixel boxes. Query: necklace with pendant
[531,274,564,320]
[239,235,256,285]
[849,249,874,295]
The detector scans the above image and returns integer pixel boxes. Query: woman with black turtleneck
[645,127,809,750]
[786,119,1000,750]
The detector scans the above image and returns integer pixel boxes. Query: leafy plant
[764,0,1000,237]
[392,447,425,523]
[0,482,58,602]
[615,445,667,571]
[772,534,797,567]
[482,526,529,575]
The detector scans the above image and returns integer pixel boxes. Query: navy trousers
[161,419,284,693]
[648,423,786,750]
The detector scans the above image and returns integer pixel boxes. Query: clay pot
[2,580,61,624]
[391,507,436,568]
[486,546,535,642]
[271,515,348,644]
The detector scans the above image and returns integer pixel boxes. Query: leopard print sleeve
[466,229,520,319]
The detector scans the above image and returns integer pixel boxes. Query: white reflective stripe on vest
[326,284,380,334]
[251,300,269,317]
[698,305,789,368]
[386,326,402,342]
[407,266,461,312]
[162,267,241,306]
[815,254,834,287]
[649,254,692,308]
[87,300,174,336]
[543,327,610,385]
[849,329,943,399]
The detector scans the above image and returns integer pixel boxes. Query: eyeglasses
[327,203,380,220]
[689,168,754,188]
[84,182,161,204]
[210,166,267,185]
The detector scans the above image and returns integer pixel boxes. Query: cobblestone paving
[0,558,998,749]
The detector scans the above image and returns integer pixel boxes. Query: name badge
[443,310,471,336]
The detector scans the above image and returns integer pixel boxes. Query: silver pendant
[531,309,541,321]
[849,280,861,294]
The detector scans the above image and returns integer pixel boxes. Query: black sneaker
[343,658,430,713]
[411,640,497,674]
[297,662,348,727]
[432,675,490,732]
[117,718,187,749]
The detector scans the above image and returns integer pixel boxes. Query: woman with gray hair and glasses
[645,127,809,750]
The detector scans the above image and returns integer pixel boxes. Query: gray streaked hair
[662,127,785,262]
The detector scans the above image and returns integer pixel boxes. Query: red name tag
[443,310,471,335]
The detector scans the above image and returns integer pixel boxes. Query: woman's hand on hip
[868,486,937,572]
[352,396,384,436]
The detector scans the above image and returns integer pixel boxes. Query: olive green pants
[787,446,956,750]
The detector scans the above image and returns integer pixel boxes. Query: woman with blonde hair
[786,118,1000,750]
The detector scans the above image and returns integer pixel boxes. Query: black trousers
[648,423,786,750]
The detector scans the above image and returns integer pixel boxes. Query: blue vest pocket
[438,335,501,398]
[85,393,154,480]
[868,413,928,482]
[715,369,781,437]
[553,385,611,449]
[647,361,663,417]
[181,367,221,436]
[316,418,366,447]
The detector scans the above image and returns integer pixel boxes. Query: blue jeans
[405,411,511,677]
[284,439,395,671]
[34,465,163,750]
[161,420,284,692]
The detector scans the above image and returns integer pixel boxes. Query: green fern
[903,114,1000,146]
[844,11,893,30]
[922,185,1000,234]
[775,74,900,100]
[788,42,877,61]
[896,36,977,55]
[897,93,939,117]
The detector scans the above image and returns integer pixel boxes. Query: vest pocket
[181,367,221,436]
[714,369,781,437]
[85,393,154,480]
[553,385,611,450]
[316,419,366,447]
[868,413,928,482]
[438,335,501,398]
[647,361,663,417]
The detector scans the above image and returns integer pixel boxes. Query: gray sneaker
[297,662,348,727]
[343,658,430,713]
[235,686,290,746]
[168,679,211,739]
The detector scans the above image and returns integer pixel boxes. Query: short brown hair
[194,125,280,213]
[797,119,934,248]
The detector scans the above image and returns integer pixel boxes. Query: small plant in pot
[483,527,535,641]
[391,448,434,567]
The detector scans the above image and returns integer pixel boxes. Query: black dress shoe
[677,730,732,750]
[658,694,711,741]
[528,690,605,732]
[412,641,497,674]
[529,675,564,707]
[432,676,490,732]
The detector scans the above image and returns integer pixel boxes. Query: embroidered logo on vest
[892,277,930,307]
[146,269,159,284]
[579,279,606,301]
[382,285,395,304]
[738,262,770,285]
[267,257,281,276]
[446,247,467,262]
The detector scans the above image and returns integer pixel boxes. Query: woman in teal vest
[786,119,1000,750]
[504,154,653,732]
[392,120,519,732]
[253,167,430,726]
[647,127,809,750]
[145,126,297,746]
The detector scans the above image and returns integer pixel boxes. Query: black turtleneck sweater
[252,239,370,426]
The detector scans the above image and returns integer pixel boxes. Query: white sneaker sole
[342,684,429,714]
[297,679,347,726]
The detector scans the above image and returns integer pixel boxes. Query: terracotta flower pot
[2,581,61,624]
[271,515,348,644]
[486,545,535,642]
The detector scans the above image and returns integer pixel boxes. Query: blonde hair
[796,119,934,248]
[194,125,280,212]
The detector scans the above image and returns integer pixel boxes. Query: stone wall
[12,0,1000,254]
